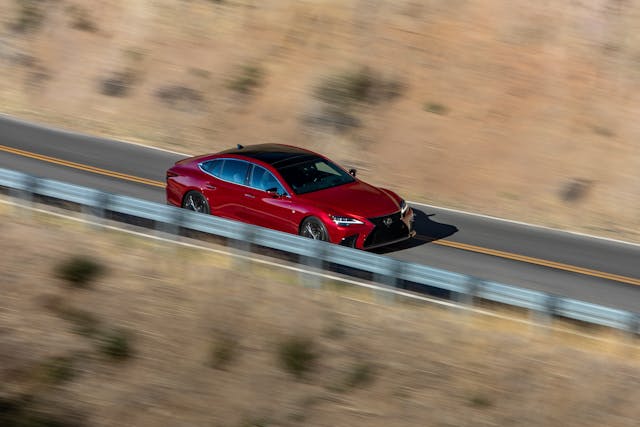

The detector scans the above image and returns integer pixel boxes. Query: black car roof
[218,144,319,167]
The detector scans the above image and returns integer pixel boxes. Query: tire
[299,217,329,242]
[181,191,210,214]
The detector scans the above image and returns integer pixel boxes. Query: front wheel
[182,191,210,214]
[299,217,329,242]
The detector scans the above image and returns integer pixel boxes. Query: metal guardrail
[1,166,638,334]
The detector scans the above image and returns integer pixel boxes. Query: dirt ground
[1,202,640,426]
[0,0,639,243]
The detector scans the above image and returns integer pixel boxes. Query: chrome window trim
[198,158,291,197]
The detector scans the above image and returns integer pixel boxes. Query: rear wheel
[182,191,210,214]
[299,217,329,242]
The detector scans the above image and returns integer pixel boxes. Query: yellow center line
[2,143,638,286]
[0,144,165,188]
[430,239,640,286]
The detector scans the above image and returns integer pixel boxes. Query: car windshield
[277,157,355,195]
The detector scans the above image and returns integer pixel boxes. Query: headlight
[400,200,408,216]
[330,215,364,226]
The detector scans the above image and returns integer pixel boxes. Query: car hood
[297,181,400,219]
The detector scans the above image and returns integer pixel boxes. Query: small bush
[277,336,317,379]
[423,102,448,115]
[42,296,100,337]
[156,85,205,112]
[344,361,375,389]
[0,395,84,427]
[324,321,346,339]
[66,5,97,32]
[41,356,75,384]
[315,67,403,108]
[98,329,133,360]
[61,307,100,337]
[210,333,238,369]
[11,0,46,33]
[469,394,493,408]
[55,255,105,288]
[227,64,264,94]
[100,70,138,97]
[560,178,592,203]
[592,125,614,137]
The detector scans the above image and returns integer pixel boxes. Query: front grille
[364,211,408,248]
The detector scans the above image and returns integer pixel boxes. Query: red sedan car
[166,144,415,249]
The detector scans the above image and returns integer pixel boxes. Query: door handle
[244,193,255,199]
[206,184,216,190]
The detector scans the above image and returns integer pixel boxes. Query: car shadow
[372,208,458,254]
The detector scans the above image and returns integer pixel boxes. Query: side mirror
[348,168,357,177]
[266,188,280,198]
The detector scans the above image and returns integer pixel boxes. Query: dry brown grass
[1,201,640,426]
[0,0,639,243]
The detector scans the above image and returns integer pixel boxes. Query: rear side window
[219,159,250,185]
[250,165,286,194]
[200,159,223,177]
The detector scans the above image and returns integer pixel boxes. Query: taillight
[166,171,178,182]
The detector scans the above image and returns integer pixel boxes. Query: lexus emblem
[383,217,393,227]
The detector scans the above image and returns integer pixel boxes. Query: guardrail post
[373,260,401,303]
[90,192,110,226]
[627,313,640,338]
[457,277,479,308]
[20,175,38,218]
[232,225,254,267]
[301,242,325,289]
[157,207,183,238]
[535,294,558,329]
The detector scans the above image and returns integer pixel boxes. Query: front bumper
[335,208,415,250]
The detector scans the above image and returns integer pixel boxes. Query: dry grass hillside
[0,0,639,241]
[1,201,640,426]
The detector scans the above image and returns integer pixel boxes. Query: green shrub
[469,394,493,408]
[66,5,97,32]
[0,395,84,427]
[98,328,133,360]
[210,333,238,369]
[423,102,448,115]
[60,307,100,337]
[100,70,138,97]
[277,336,317,379]
[324,321,346,339]
[11,0,46,33]
[227,64,264,94]
[155,85,205,112]
[344,361,375,389]
[315,67,403,108]
[55,255,105,288]
[41,356,75,384]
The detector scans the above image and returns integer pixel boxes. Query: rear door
[202,158,250,221]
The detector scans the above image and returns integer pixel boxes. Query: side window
[250,165,286,194]
[201,159,223,177]
[219,159,250,185]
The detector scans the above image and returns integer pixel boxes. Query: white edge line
[3,113,638,248]
[408,200,640,249]
[0,196,634,345]
[0,113,191,157]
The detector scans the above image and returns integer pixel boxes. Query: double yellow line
[2,143,639,287]
[0,144,164,187]
[432,239,640,286]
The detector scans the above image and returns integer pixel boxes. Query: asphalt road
[1,114,639,311]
